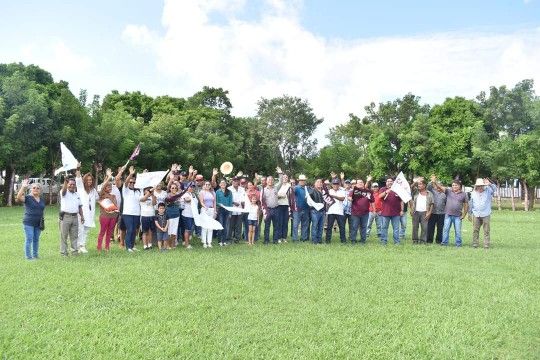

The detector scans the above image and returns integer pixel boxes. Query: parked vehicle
[14,178,59,194]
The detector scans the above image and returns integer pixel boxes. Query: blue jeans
[399,211,407,240]
[326,214,346,243]
[350,214,369,243]
[23,224,41,259]
[292,209,310,241]
[263,207,279,244]
[310,209,325,244]
[442,215,463,246]
[367,212,382,237]
[381,216,400,245]
[217,208,230,243]
[242,213,249,241]
[123,215,140,250]
[277,205,289,240]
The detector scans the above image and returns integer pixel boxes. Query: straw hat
[298,174,307,181]
[220,161,233,175]
[474,178,486,187]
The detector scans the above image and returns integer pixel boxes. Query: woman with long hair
[75,163,98,253]
[198,181,216,248]
[97,169,118,253]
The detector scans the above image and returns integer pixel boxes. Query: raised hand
[212,168,219,176]
[340,172,345,180]
[129,165,136,175]
[367,175,373,182]
[430,174,437,183]
[188,165,194,173]
[276,167,282,174]
[330,171,337,179]
[105,168,112,177]
[21,178,30,188]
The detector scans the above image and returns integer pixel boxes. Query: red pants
[98,216,117,250]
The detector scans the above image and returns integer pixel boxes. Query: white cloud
[122,25,157,48]
[126,0,540,144]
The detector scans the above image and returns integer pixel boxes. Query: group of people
[17,162,497,260]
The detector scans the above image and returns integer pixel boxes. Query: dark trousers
[229,215,243,242]
[123,215,140,250]
[326,214,346,243]
[427,213,444,244]
[217,208,230,243]
[264,207,279,244]
[277,205,289,239]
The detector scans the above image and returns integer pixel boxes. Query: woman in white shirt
[122,166,141,252]
[75,164,98,254]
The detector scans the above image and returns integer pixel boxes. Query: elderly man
[325,178,347,244]
[292,174,310,242]
[261,168,283,244]
[469,178,497,249]
[410,178,434,244]
[59,177,84,256]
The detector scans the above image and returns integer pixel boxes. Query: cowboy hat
[474,178,486,187]
[298,174,307,181]
[220,161,233,175]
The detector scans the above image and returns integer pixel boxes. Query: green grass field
[1,206,539,359]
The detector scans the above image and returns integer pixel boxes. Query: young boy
[154,203,169,251]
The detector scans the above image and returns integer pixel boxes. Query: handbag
[39,216,45,231]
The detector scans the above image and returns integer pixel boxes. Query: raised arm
[211,168,218,189]
[431,174,446,193]
[115,165,126,189]
[16,179,30,203]
[124,166,136,187]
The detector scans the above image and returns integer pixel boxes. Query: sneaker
[208,243,212,248]
[186,245,193,249]
[203,244,208,249]
[132,247,139,251]
[127,249,134,253]
[219,242,224,246]
[79,246,88,254]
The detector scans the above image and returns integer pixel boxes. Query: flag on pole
[129,143,141,160]
[54,142,79,175]
[390,171,412,203]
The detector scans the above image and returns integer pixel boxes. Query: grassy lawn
[0,206,539,359]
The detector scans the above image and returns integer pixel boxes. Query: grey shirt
[444,188,468,216]
[427,184,447,214]
[262,186,279,208]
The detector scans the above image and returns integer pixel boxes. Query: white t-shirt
[122,185,141,216]
[228,185,246,215]
[247,203,259,221]
[154,189,167,210]
[181,193,197,218]
[140,197,156,217]
[76,177,98,228]
[415,193,427,212]
[327,188,346,215]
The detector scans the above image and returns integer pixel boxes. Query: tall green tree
[256,95,323,174]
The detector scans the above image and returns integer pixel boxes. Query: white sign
[391,172,412,203]
[134,171,168,189]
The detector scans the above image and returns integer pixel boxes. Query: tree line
[0,63,538,209]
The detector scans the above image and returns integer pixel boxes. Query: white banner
[391,171,412,203]
[305,186,324,211]
[193,200,223,230]
[218,204,250,213]
[54,142,79,175]
[134,171,168,189]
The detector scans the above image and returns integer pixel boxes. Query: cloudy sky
[2,0,540,142]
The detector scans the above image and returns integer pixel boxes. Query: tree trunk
[496,181,501,211]
[6,166,15,207]
[510,181,516,211]
[522,179,530,211]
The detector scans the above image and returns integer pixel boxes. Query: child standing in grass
[247,196,260,245]
[154,203,169,251]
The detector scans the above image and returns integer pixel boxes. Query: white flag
[134,171,168,189]
[193,198,223,230]
[305,186,324,211]
[54,142,79,175]
[218,204,250,213]
[391,171,412,203]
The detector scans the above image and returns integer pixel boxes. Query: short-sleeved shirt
[444,189,468,216]
[379,187,402,217]
[61,191,82,213]
[350,188,374,216]
[181,193,197,218]
[327,188,346,215]
[23,195,45,227]
[154,213,168,230]
[122,185,141,216]
[140,197,156,217]
[427,184,447,214]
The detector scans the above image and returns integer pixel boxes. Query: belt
[64,212,78,216]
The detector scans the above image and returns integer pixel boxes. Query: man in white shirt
[228,177,246,243]
[59,177,84,256]
[325,178,346,244]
